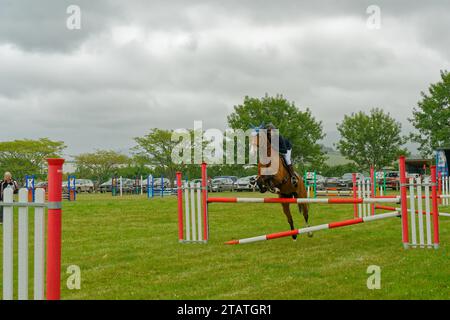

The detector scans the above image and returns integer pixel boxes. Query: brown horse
[252,129,312,240]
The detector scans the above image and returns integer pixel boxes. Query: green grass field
[1,192,449,299]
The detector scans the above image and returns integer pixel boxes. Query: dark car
[324,177,340,189]
[211,177,235,192]
[338,173,364,189]
[99,178,114,193]
[385,171,400,190]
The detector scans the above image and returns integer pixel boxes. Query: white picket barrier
[2,188,47,300]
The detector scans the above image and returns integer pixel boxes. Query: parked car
[385,171,400,190]
[99,178,134,193]
[35,181,48,192]
[337,173,364,189]
[211,177,235,192]
[213,176,238,183]
[153,177,171,188]
[63,179,94,193]
[324,177,340,189]
[235,175,258,192]
[99,179,113,193]
[305,174,326,190]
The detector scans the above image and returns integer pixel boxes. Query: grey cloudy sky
[0,0,448,159]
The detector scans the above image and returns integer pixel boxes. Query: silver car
[235,175,258,192]
[63,178,94,193]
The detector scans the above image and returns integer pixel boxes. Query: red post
[201,162,209,241]
[370,167,375,215]
[430,165,440,248]
[176,172,184,242]
[352,173,358,218]
[399,156,409,248]
[46,158,64,300]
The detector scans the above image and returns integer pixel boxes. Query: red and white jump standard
[177,157,440,249]
[2,158,64,300]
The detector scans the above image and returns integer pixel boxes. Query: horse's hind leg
[281,203,297,240]
[298,203,313,237]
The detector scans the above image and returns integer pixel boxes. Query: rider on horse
[265,123,298,186]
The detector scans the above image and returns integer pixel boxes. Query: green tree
[227,94,326,169]
[133,128,183,181]
[336,108,408,170]
[0,138,65,182]
[409,70,450,156]
[73,150,129,184]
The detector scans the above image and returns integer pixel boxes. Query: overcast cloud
[0,0,449,158]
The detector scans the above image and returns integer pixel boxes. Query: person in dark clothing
[0,172,19,223]
[265,124,298,186]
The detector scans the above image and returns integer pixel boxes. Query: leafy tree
[318,163,360,177]
[0,138,65,182]
[336,108,408,170]
[73,150,129,184]
[133,128,183,181]
[227,94,326,170]
[409,70,450,156]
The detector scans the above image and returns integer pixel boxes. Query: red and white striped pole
[352,173,358,218]
[225,212,400,245]
[176,172,184,242]
[201,162,209,241]
[398,156,409,249]
[430,165,440,248]
[46,158,64,300]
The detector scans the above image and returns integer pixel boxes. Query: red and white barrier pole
[176,172,184,242]
[430,165,440,248]
[46,158,64,300]
[225,212,400,245]
[201,162,209,241]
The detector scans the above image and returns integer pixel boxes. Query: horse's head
[250,124,283,193]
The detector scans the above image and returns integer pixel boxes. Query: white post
[120,176,123,197]
[424,181,432,247]
[357,180,362,218]
[409,178,417,247]
[18,189,29,300]
[140,176,143,195]
[416,178,424,247]
[2,188,14,300]
[184,182,190,241]
[190,182,197,241]
[197,183,202,241]
[34,189,45,300]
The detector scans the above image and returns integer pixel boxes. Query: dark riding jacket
[272,134,292,155]
[0,180,19,201]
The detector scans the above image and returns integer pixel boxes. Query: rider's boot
[287,164,298,186]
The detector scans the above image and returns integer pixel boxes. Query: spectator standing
[0,172,19,223]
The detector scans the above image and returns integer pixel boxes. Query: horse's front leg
[281,202,297,241]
